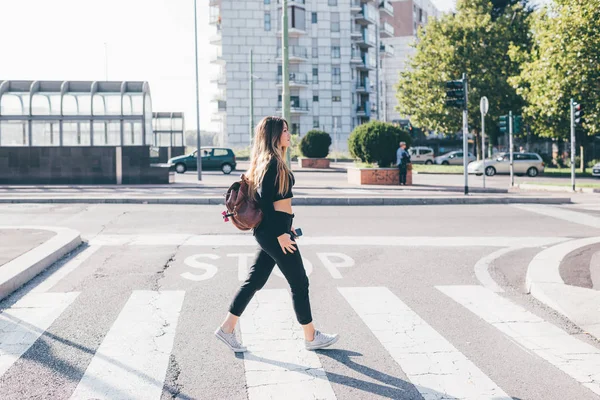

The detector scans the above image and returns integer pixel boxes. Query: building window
[312,66,319,83]
[291,123,300,135]
[331,12,340,32]
[332,66,341,84]
[291,6,306,31]
[313,94,319,102]
[312,12,317,23]
[312,38,318,58]
[332,91,341,102]
[328,0,337,5]
[331,39,340,58]
[264,12,271,31]
[264,0,270,4]
[313,116,320,128]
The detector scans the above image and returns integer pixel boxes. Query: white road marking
[474,247,516,293]
[0,292,80,377]
[227,253,255,281]
[317,253,355,279]
[91,234,569,248]
[239,289,337,400]
[32,246,100,293]
[513,204,600,229]
[438,285,600,396]
[70,291,185,400]
[339,287,510,400]
[181,254,219,281]
[334,189,381,194]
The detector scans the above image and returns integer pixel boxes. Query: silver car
[468,152,545,177]
[434,151,476,165]
[592,162,600,177]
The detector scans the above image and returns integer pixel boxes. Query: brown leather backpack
[223,174,263,231]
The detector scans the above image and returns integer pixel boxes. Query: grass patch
[412,164,463,174]
[522,181,600,188]
[542,168,594,178]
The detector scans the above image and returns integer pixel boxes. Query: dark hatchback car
[168,147,237,174]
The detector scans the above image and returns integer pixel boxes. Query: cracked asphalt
[0,203,599,399]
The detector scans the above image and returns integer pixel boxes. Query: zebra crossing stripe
[239,289,337,400]
[338,287,511,400]
[70,290,185,400]
[0,292,80,377]
[437,285,600,396]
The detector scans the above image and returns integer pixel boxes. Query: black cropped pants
[229,211,313,325]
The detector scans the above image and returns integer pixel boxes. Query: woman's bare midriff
[273,198,293,215]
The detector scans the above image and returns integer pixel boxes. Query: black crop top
[258,158,295,236]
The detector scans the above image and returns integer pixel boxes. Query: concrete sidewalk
[0,226,82,300]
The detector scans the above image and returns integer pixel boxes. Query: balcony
[276,72,309,88]
[209,73,226,87]
[277,0,306,3]
[380,43,395,57]
[209,26,222,45]
[351,0,362,13]
[209,0,221,6]
[209,14,220,25]
[356,5,376,25]
[381,22,395,38]
[351,24,362,39]
[350,49,363,64]
[212,90,226,102]
[210,51,225,64]
[379,0,394,17]
[216,100,226,113]
[276,46,308,62]
[356,101,372,117]
[356,78,371,93]
[356,55,376,71]
[278,99,309,114]
[356,30,376,48]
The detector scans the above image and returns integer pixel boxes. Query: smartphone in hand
[292,228,303,239]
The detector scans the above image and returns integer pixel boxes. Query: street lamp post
[282,0,291,167]
[193,0,203,180]
[249,49,254,146]
[480,96,489,189]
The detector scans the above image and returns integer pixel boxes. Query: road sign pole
[509,110,514,187]
[480,96,488,189]
[570,98,576,191]
[193,0,203,181]
[462,73,469,195]
[282,0,291,168]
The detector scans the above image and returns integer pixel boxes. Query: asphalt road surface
[0,203,599,400]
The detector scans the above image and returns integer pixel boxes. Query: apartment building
[379,0,441,123]
[209,0,393,150]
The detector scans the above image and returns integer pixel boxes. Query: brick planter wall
[298,158,330,169]
[347,165,413,185]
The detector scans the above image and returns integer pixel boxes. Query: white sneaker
[214,328,247,353]
[305,330,339,351]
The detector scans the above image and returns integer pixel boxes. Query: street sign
[480,96,489,115]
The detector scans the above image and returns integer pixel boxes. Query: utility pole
[570,98,576,191]
[193,0,203,180]
[249,49,254,146]
[282,0,291,167]
[509,110,514,187]
[480,96,488,189]
[375,25,380,120]
[462,73,469,195]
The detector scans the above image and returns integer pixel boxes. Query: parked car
[168,147,237,174]
[408,146,435,164]
[592,162,600,178]
[434,151,476,165]
[468,152,544,177]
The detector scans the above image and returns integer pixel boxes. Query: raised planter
[348,164,413,185]
[298,158,330,169]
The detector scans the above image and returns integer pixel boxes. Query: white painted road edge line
[239,289,337,400]
[0,291,80,378]
[438,285,600,397]
[512,204,600,229]
[474,247,518,293]
[70,290,185,400]
[90,234,569,248]
[339,287,511,400]
[0,226,81,301]
[31,246,100,294]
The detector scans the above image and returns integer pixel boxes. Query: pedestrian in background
[215,116,339,353]
[396,141,411,186]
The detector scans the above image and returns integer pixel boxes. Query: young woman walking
[215,116,339,353]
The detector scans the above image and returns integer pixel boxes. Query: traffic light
[499,115,508,133]
[574,102,584,125]
[513,115,522,134]
[445,79,466,109]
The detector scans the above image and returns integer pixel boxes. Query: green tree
[348,121,411,167]
[508,0,600,168]
[395,0,532,154]
[300,130,332,158]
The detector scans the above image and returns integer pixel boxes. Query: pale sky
[0,0,544,132]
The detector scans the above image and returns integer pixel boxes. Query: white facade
[380,0,441,123]
[209,0,388,150]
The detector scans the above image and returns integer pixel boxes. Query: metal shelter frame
[152,112,185,147]
[0,80,153,147]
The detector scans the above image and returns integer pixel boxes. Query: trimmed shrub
[348,121,411,167]
[300,130,332,158]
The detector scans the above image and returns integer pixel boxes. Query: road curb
[0,196,571,206]
[0,226,82,301]
[518,183,600,194]
[526,237,600,341]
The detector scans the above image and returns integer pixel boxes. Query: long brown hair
[247,116,291,199]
